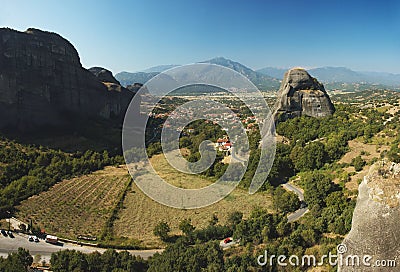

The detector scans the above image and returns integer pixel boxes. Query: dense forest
[0,248,148,272]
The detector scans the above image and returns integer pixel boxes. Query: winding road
[282,182,309,222]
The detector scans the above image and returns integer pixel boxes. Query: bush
[351,156,366,171]
[153,221,170,242]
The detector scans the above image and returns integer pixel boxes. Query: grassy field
[336,139,389,191]
[16,167,130,240]
[14,153,273,248]
[114,153,273,248]
[148,150,214,189]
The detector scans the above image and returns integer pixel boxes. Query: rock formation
[88,66,138,119]
[88,67,121,85]
[274,68,335,121]
[339,160,400,271]
[0,28,134,131]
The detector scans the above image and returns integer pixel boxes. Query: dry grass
[338,140,384,164]
[376,105,391,113]
[336,139,389,191]
[114,153,273,248]
[16,167,130,240]
[148,152,212,189]
[14,152,272,248]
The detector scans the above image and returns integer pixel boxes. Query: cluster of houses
[215,137,232,153]
[242,116,258,131]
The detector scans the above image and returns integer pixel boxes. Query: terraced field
[16,166,130,240]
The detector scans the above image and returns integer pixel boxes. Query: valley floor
[115,153,273,248]
[13,153,273,248]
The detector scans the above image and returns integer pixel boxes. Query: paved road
[282,183,309,222]
[0,232,162,263]
[287,207,309,222]
[282,183,305,201]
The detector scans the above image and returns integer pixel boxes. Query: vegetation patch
[114,153,273,248]
[16,167,130,241]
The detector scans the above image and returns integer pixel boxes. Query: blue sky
[1,0,400,73]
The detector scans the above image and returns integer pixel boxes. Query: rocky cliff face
[274,68,335,121]
[88,66,137,119]
[0,28,134,130]
[339,160,400,271]
[89,67,120,85]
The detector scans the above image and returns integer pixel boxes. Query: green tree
[290,142,327,172]
[303,171,336,208]
[1,248,33,272]
[50,250,88,272]
[351,155,365,171]
[148,241,224,272]
[227,211,243,228]
[387,141,400,163]
[153,221,171,242]
[273,187,301,213]
[86,251,102,272]
[179,218,195,235]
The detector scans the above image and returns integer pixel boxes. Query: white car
[28,235,39,242]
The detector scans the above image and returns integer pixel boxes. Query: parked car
[7,231,14,238]
[1,229,7,237]
[28,235,34,242]
[33,236,39,242]
[45,235,58,244]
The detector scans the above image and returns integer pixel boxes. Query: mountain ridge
[257,66,400,87]
[117,61,400,92]
[115,57,280,90]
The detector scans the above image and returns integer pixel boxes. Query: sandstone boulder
[274,68,335,121]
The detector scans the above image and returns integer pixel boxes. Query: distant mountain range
[116,71,159,87]
[115,58,400,91]
[142,64,179,73]
[256,67,288,79]
[115,57,280,90]
[199,57,280,90]
[257,66,400,87]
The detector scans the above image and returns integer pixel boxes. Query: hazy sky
[1,0,400,74]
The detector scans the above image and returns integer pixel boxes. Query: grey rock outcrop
[0,28,134,131]
[126,83,144,94]
[339,160,400,271]
[274,68,335,121]
[89,67,120,85]
[88,66,138,119]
